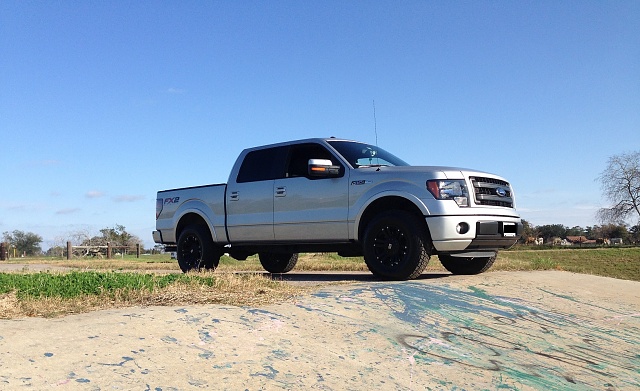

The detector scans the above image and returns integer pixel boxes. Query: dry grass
[9,258,180,271]
[0,272,309,319]
[2,248,638,319]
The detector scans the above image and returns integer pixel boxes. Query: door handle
[275,187,286,197]
[229,191,239,201]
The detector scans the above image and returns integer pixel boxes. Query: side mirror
[308,159,342,178]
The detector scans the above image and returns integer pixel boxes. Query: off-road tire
[176,224,221,273]
[439,254,496,275]
[259,252,299,274]
[363,210,430,280]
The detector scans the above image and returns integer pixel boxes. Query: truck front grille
[470,177,514,208]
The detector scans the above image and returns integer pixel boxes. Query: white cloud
[56,208,81,215]
[7,204,28,211]
[25,159,61,168]
[4,203,45,213]
[113,195,145,203]
[86,190,105,199]
[167,87,186,94]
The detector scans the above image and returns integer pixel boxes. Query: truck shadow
[263,271,452,283]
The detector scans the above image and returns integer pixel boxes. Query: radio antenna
[373,100,378,146]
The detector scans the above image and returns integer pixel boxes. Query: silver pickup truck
[153,138,522,280]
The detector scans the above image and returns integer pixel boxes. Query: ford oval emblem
[496,187,507,197]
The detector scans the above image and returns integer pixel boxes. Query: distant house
[565,236,596,245]
[610,238,623,245]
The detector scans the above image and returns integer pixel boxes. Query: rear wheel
[176,224,221,272]
[439,254,496,275]
[363,210,430,280]
[259,252,299,273]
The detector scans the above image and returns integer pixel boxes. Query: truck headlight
[427,180,469,207]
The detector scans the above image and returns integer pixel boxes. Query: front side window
[327,140,409,168]
[285,143,341,178]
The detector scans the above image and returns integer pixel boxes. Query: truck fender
[172,199,224,244]
[353,190,430,241]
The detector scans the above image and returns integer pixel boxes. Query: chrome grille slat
[470,176,513,208]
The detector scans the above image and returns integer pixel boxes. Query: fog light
[456,222,469,234]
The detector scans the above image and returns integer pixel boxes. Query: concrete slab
[0,271,638,390]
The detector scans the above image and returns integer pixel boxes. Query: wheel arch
[356,195,431,244]
[176,211,216,244]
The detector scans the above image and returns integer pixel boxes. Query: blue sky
[1,1,638,250]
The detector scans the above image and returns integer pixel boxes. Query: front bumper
[426,215,522,252]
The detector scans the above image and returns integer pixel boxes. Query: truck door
[273,143,349,241]
[226,146,287,243]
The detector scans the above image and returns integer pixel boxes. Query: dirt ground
[0,270,638,390]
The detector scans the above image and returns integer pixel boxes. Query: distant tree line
[2,225,143,258]
[1,230,43,256]
[521,220,640,244]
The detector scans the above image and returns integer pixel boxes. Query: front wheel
[259,252,299,274]
[363,210,430,280]
[438,254,496,275]
[176,224,221,273]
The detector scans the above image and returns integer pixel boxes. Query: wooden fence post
[67,241,72,260]
[136,243,140,258]
[107,242,112,259]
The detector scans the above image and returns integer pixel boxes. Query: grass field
[1,247,638,318]
[6,246,639,280]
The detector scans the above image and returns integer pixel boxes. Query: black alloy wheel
[176,224,220,273]
[363,210,430,280]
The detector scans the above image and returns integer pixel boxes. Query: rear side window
[236,146,287,183]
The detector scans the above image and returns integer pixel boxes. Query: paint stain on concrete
[371,282,639,390]
[0,278,638,390]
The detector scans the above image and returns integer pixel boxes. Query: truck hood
[356,165,506,181]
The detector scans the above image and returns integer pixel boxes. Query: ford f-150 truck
[153,138,522,280]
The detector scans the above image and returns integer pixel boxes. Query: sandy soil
[0,270,638,390]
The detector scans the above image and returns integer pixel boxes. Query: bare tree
[67,228,93,246]
[596,151,640,225]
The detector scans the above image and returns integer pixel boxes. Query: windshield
[327,140,409,168]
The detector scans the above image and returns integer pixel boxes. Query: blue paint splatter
[250,365,279,379]
[270,349,290,360]
[188,378,208,386]
[99,356,135,367]
[198,329,214,343]
[198,351,215,360]
[365,282,640,390]
[247,309,282,319]
[161,336,178,343]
